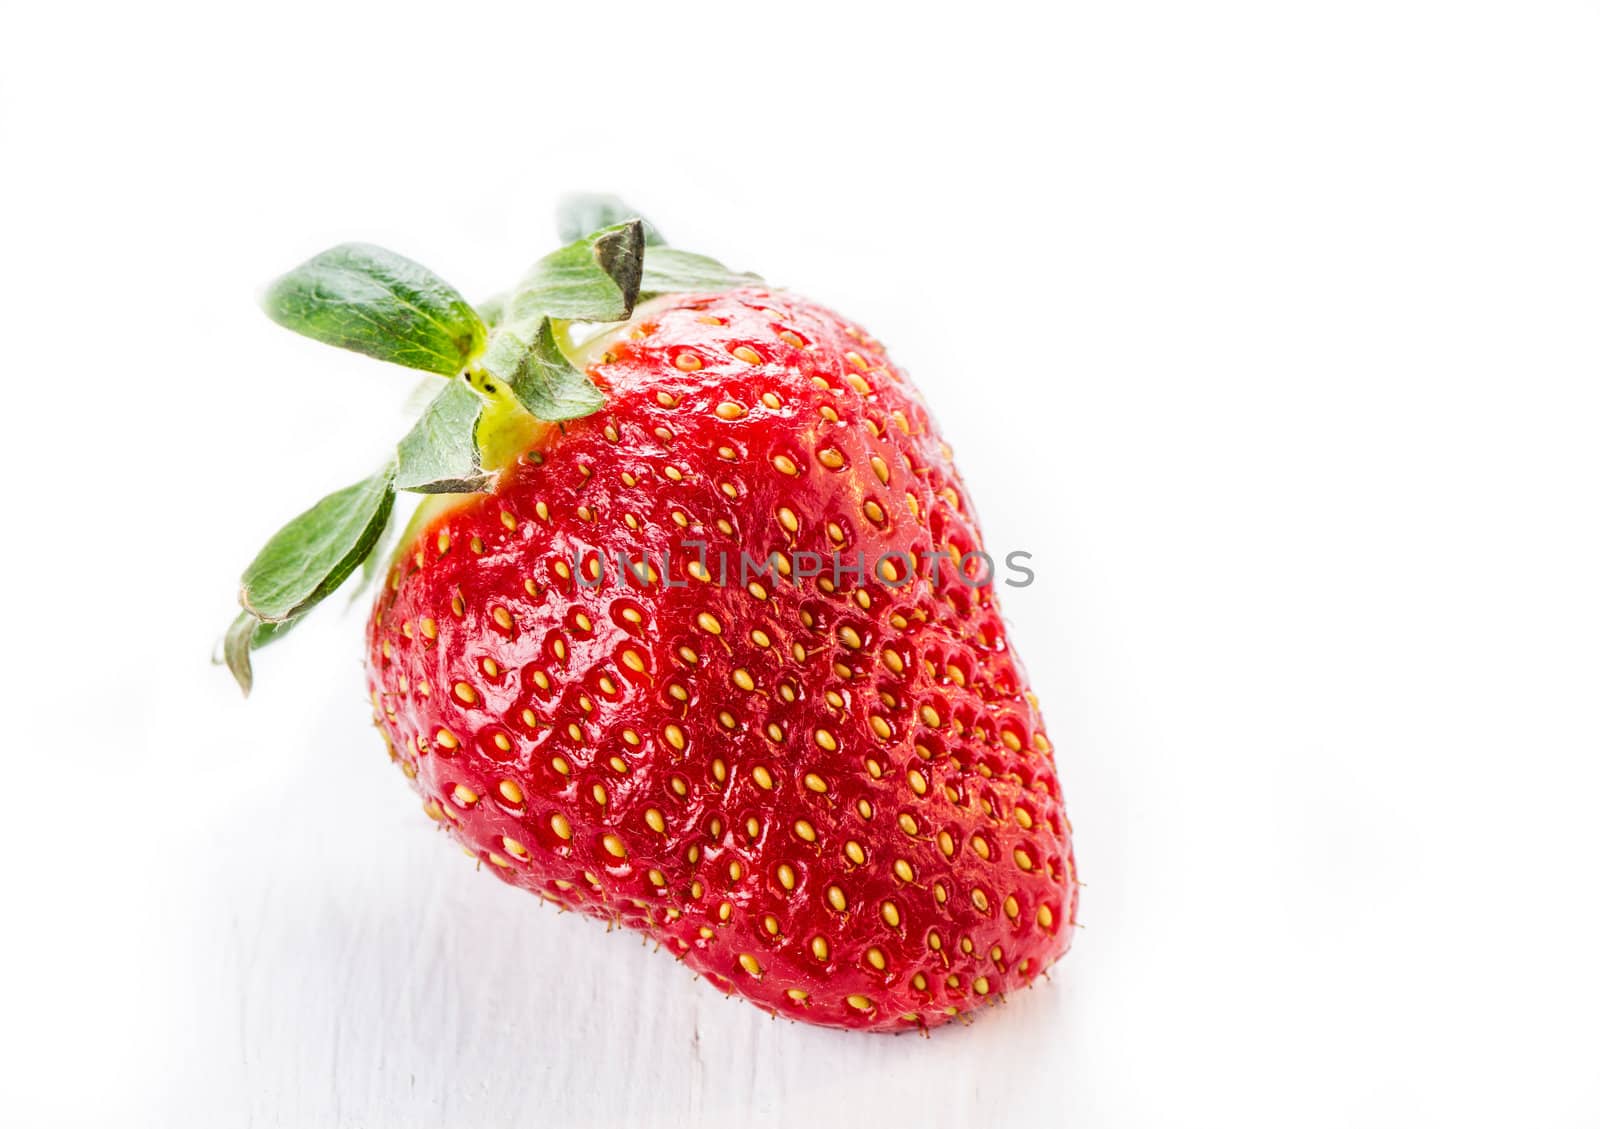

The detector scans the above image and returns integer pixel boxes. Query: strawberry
[225,198,1079,1032]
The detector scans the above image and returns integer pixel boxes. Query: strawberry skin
[367,288,1078,1031]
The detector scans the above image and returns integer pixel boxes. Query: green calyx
[222,195,760,695]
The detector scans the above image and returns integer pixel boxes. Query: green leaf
[557,193,665,247]
[351,496,405,605]
[221,612,296,696]
[263,243,486,376]
[481,321,605,422]
[639,246,761,298]
[240,464,397,623]
[223,612,259,695]
[395,380,488,493]
[507,222,645,325]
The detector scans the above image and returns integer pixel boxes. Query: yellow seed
[971,889,990,912]
[649,869,666,887]
[732,345,762,364]
[739,953,763,977]
[674,352,701,371]
[1016,808,1035,830]
[420,618,437,640]
[602,834,627,858]
[665,724,685,750]
[898,813,918,836]
[778,863,796,890]
[866,947,886,970]
[435,728,460,751]
[622,650,645,672]
[762,391,783,409]
[504,837,529,859]
[786,988,809,1002]
[880,901,901,928]
[845,841,865,865]
[908,769,927,795]
[1037,904,1055,929]
[870,455,890,484]
[451,784,478,807]
[644,808,666,833]
[827,885,846,911]
[794,820,816,843]
[1004,895,1020,919]
[552,755,571,776]
[884,650,905,674]
[498,779,523,805]
[804,772,827,794]
[1014,848,1034,871]
[818,448,844,470]
[772,454,799,476]
[894,858,914,883]
[453,682,478,706]
[846,995,873,1012]
[492,607,513,631]
[920,705,942,727]
[811,936,829,960]
[972,837,991,861]
[814,729,838,752]
[974,976,990,996]
[550,813,572,840]
[592,783,608,806]
[938,831,955,857]
[913,972,928,990]
[493,733,512,753]
[715,401,745,419]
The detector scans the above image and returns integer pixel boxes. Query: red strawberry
[226,201,1078,1032]
[366,289,1076,1030]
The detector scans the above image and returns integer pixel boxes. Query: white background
[3,2,1597,1126]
